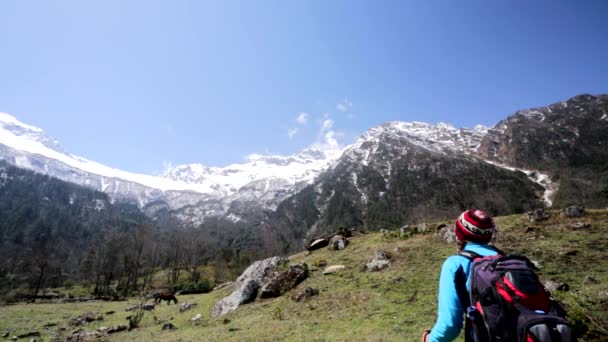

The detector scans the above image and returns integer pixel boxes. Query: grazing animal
[154,292,178,304]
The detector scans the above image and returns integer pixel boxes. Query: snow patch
[0,112,43,132]
[482,160,558,207]
[226,213,242,223]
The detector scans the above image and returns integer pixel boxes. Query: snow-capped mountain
[162,148,343,198]
[0,112,343,223]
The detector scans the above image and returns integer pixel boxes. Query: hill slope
[1,210,606,341]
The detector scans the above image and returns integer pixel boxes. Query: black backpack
[456,249,574,342]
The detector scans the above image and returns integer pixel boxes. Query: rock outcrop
[259,263,309,299]
[211,256,288,317]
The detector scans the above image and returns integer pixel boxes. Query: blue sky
[1,1,607,174]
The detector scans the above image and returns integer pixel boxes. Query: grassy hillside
[1,210,607,341]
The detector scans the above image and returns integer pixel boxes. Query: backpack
[456,249,574,342]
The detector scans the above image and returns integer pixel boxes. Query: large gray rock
[211,256,288,317]
[259,263,309,299]
[328,235,348,250]
[366,251,390,272]
[211,279,258,317]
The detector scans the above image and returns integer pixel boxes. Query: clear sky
[1,1,607,174]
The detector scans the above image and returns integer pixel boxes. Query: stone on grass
[162,323,177,331]
[417,223,428,233]
[106,325,127,334]
[527,208,550,222]
[564,206,585,218]
[323,265,345,275]
[570,222,591,230]
[70,312,103,326]
[179,302,197,313]
[291,287,319,302]
[307,238,329,251]
[328,235,348,250]
[366,250,391,272]
[439,226,457,244]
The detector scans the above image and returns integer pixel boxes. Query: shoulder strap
[458,250,482,260]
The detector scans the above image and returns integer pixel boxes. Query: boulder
[191,314,202,323]
[306,238,329,251]
[142,303,155,311]
[399,225,412,234]
[527,208,549,222]
[416,223,428,233]
[161,323,177,331]
[211,279,258,317]
[291,287,319,302]
[564,206,585,218]
[179,302,197,313]
[67,330,104,341]
[323,265,345,275]
[106,325,127,334]
[439,226,457,244]
[211,256,288,317]
[366,250,391,272]
[570,222,591,230]
[328,235,348,250]
[70,312,103,326]
[259,263,309,299]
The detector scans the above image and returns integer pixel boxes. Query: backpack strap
[458,250,482,261]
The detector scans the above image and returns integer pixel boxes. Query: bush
[170,278,214,294]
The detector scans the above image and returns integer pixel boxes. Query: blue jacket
[428,243,499,342]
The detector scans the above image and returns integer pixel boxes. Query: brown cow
[153,292,178,304]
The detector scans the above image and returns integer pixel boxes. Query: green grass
[1,210,607,341]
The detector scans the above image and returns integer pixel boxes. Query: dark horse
[153,292,178,304]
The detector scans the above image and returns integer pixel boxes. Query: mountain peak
[0,112,43,133]
[357,120,486,155]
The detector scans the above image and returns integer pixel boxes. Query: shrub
[170,278,214,293]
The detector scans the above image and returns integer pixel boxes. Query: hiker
[422,209,499,342]
[422,210,572,342]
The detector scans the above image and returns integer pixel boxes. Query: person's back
[423,210,573,342]
[423,209,498,342]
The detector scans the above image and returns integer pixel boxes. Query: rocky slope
[265,121,545,245]
[477,94,608,207]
